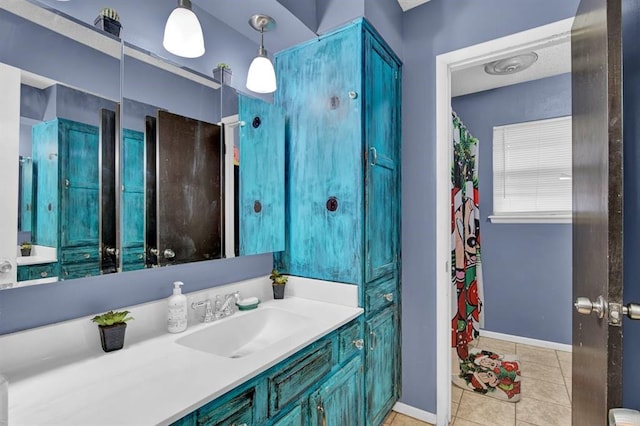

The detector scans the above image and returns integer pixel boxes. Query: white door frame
[434,18,574,426]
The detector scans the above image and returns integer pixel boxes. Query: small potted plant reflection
[20,241,32,256]
[213,62,232,85]
[94,7,121,37]
[269,269,288,300]
[91,310,133,352]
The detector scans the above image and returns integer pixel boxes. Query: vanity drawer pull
[40,271,48,278]
[83,253,90,259]
[352,339,364,350]
[383,293,394,302]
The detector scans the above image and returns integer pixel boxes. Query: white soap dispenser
[167,281,188,333]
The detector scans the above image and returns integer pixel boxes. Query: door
[365,306,396,426]
[571,0,623,423]
[156,110,222,266]
[121,128,145,271]
[309,356,363,426]
[238,94,285,256]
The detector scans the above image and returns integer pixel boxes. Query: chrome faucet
[191,299,215,323]
[214,292,241,319]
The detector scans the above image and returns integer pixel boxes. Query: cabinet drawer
[196,388,255,426]
[60,263,100,279]
[365,276,397,314]
[338,320,363,362]
[17,263,58,281]
[60,246,100,264]
[268,339,333,416]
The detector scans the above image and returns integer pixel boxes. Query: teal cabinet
[17,262,58,281]
[366,306,397,426]
[196,387,256,426]
[272,405,303,426]
[32,118,101,279]
[309,355,364,426]
[121,129,145,271]
[238,95,285,256]
[274,19,402,425]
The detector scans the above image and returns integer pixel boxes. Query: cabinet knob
[352,339,364,350]
[83,253,90,259]
[40,271,48,278]
[383,293,394,302]
[348,91,358,99]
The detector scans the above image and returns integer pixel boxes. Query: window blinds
[492,116,572,219]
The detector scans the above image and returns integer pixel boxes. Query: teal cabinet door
[32,120,59,247]
[19,156,33,232]
[366,306,397,426]
[309,355,363,426]
[122,129,145,271]
[195,387,255,426]
[364,33,401,283]
[274,25,364,284]
[272,405,303,426]
[238,95,285,255]
[59,119,100,247]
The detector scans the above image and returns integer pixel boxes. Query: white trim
[488,214,572,224]
[435,17,574,426]
[480,329,572,352]
[392,402,437,424]
[221,114,239,259]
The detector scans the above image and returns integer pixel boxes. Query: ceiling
[397,0,432,12]
[451,36,571,97]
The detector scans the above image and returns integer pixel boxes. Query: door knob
[574,296,607,319]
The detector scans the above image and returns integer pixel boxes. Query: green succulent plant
[99,7,119,22]
[20,241,32,250]
[269,269,288,285]
[91,310,133,326]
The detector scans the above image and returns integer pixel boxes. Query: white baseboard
[480,329,572,353]
[392,402,437,424]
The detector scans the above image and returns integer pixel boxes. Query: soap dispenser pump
[167,281,188,333]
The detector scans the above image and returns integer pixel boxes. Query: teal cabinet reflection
[122,128,145,271]
[32,118,101,280]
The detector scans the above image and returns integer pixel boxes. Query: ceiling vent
[484,52,539,75]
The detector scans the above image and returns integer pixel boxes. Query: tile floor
[382,336,572,426]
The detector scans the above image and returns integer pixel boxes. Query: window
[491,116,572,224]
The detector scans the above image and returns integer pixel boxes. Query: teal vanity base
[171,317,364,426]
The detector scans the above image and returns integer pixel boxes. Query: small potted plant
[213,63,232,85]
[94,7,121,37]
[91,310,133,352]
[20,241,32,256]
[269,269,288,299]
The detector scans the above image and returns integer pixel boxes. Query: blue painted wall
[623,0,640,411]
[452,74,572,345]
[400,0,579,413]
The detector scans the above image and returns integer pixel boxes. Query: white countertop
[0,276,362,426]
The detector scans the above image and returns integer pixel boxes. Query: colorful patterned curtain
[451,112,484,360]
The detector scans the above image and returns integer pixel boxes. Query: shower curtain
[451,112,484,361]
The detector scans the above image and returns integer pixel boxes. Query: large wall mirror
[0,0,284,290]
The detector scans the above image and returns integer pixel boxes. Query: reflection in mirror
[121,51,223,271]
[0,4,120,289]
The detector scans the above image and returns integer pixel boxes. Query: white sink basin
[176,307,314,358]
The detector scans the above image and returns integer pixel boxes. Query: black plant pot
[272,284,285,299]
[98,323,127,352]
[94,16,121,37]
[20,248,31,256]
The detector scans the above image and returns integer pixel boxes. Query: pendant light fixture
[246,14,277,94]
[163,0,205,58]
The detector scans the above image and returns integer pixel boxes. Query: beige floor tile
[516,422,539,426]
[391,412,433,426]
[564,375,572,401]
[384,411,397,425]
[452,385,464,403]
[555,350,571,363]
[476,336,516,355]
[520,359,565,385]
[521,377,571,407]
[452,401,460,419]
[452,418,485,426]
[456,391,516,426]
[516,344,559,367]
[516,396,571,426]
[558,358,572,378]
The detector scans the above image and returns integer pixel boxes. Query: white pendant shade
[246,55,277,93]
[163,7,205,58]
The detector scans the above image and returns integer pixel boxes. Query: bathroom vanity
[0,277,363,425]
